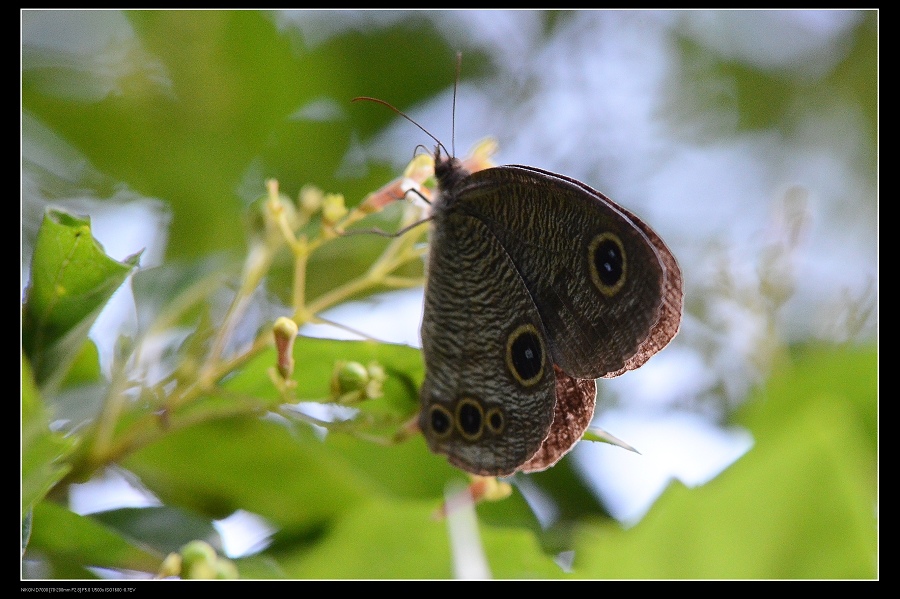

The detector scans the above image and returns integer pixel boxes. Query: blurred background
[22,10,877,579]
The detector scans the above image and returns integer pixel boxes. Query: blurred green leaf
[91,506,223,556]
[25,501,163,577]
[59,339,102,388]
[238,496,566,579]
[22,10,465,260]
[240,498,452,578]
[22,208,139,390]
[22,357,78,518]
[570,343,877,579]
[739,344,877,454]
[123,416,373,527]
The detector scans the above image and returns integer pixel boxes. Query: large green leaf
[123,416,374,528]
[237,496,566,579]
[570,344,877,579]
[22,208,139,390]
[739,344,877,453]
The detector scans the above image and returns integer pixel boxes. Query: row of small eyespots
[428,397,505,441]
[427,321,547,441]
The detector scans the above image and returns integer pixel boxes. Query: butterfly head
[432,145,471,203]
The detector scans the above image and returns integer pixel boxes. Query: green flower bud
[214,558,239,579]
[330,360,387,403]
[332,360,369,396]
[157,552,182,578]
[180,540,218,579]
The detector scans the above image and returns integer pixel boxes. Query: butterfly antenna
[352,96,450,158]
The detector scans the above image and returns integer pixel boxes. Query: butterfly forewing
[448,165,676,380]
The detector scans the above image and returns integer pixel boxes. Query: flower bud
[332,360,369,396]
[330,360,386,404]
[273,317,299,379]
[180,540,218,579]
[321,193,348,227]
[299,184,324,216]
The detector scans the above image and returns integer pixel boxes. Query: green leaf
[570,343,877,579]
[123,416,373,527]
[59,338,102,388]
[22,509,33,556]
[738,343,877,454]
[21,356,78,518]
[582,426,641,454]
[22,208,140,391]
[240,498,452,578]
[237,496,566,579]
[24,501,163,578]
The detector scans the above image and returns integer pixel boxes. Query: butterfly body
[418,149,682,477]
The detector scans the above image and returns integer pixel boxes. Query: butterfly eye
[505,324,545,387]
[455,398,485,441]
[589,232,627,295]
[428,404,454,438]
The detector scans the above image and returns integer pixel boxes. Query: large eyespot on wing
[598,199,683,378]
